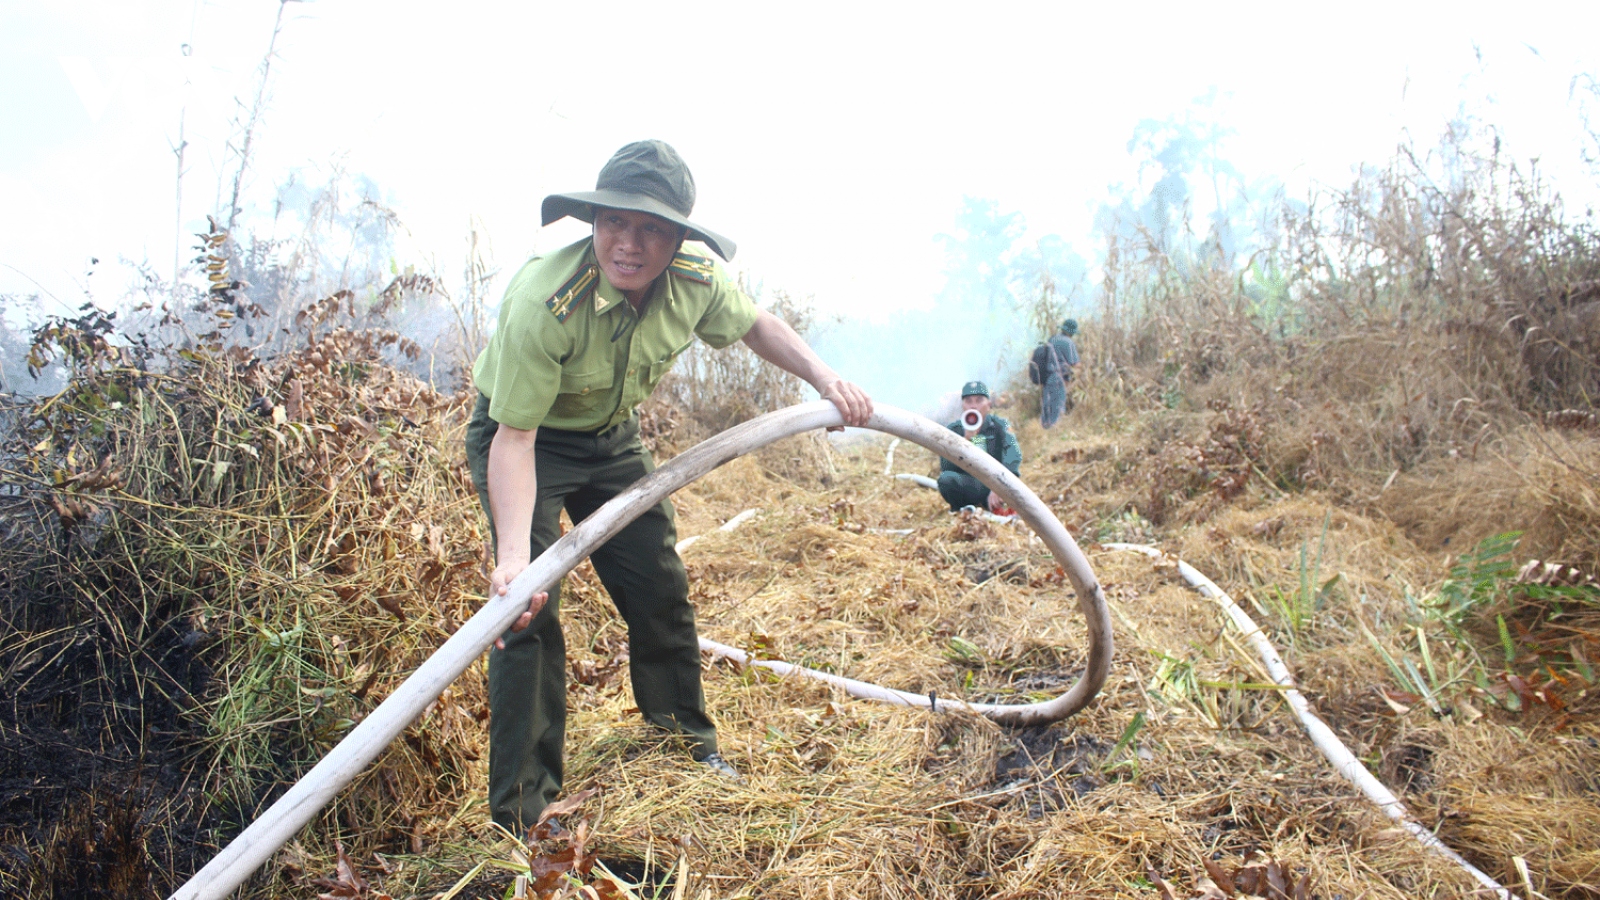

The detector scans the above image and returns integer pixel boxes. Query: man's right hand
[821,378,873,429]
[489,557,547,650]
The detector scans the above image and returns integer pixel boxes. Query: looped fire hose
[170,401,1113,900]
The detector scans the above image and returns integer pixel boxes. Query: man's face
[961,393,991,415]
[592,208,684,299]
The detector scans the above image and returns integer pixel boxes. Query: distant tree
[1096,97,1285,270]
[934,197,1029,313]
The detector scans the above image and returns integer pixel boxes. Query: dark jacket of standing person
[1049,333,1079,374]
[1040,319,1080,429]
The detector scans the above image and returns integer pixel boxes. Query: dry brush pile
[0,284,493,897]
[971,131,1600,897]
[1060,132,1600,533]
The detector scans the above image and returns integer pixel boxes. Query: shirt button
[581,388,589,394]
[628,368,635,376]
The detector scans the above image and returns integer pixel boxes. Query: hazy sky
[3,1,1598,326]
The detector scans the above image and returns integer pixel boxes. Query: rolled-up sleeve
[692,265,760,349]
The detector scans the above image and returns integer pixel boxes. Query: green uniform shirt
[471,238,760,432]
[940,415,1022,475]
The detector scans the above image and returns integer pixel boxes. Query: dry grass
[5,310,1599,898]
[1380,426,1600,565]
[5,128,1600,900]
[403,429,1590,900]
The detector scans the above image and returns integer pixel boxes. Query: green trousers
[937,470,990,511]
[466,394,717,833]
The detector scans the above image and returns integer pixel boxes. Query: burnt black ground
[0,509,223,899]
[991,724,1110,817]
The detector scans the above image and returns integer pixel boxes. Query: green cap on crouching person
[961,381,989,398]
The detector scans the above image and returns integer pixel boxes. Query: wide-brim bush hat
[541,140,737,261]
[1061,319,1079,336]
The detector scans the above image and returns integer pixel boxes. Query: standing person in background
[1037,319,1081,428]
[466,140,873,836]
[937,381,1022,512]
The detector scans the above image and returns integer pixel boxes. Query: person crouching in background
[937,381,1021,513]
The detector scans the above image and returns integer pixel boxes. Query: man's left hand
[821,379,873,429]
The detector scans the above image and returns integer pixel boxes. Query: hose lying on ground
[893,471,1018,523]
[894,471,935,489]
[680,489,1517,895]
[688,444,1517,897]
[1106,543,1517,900]
[673,507,758,553]
[169,401,1112,900]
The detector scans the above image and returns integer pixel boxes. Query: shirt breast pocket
[558,367,613,397]
[648,338,695,383]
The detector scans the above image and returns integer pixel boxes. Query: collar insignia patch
[546,264,598,323]
[668,251,715,285]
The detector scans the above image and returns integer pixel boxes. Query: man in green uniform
[937,381,1022,512]
[467,141,872,834]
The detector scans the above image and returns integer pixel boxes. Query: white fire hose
[169,401,1112,900]
[1107,544,1516,900]
[684,488,1521,896]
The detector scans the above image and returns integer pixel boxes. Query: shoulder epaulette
[546,264,598,322]
[668,251,715,285]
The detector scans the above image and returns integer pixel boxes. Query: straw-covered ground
[4,296,1596,898]
[3,141,1600,898]
[504,417,1600,900]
